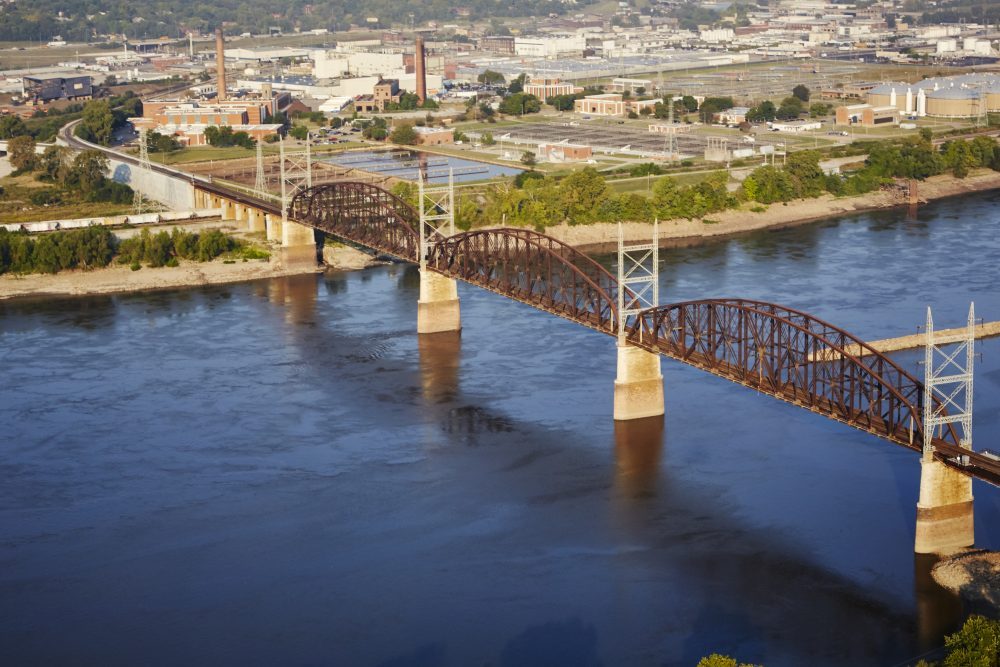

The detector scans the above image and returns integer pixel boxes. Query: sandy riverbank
[543,169,1000,250]
[932,550,1000,614]
[0,258,320,301]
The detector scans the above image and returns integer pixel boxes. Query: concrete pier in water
[417,270,461,335]
[614,343,665,421]
[915,458,975,555]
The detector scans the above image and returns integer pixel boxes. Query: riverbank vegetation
[696,615,1000,667]
[0,145,136,222]
[405,133,1000,232]
[0,226,262,275]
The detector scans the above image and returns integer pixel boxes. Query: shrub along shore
[0,226,265,276]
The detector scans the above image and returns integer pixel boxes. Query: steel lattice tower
[132,127,151,215]
[254,138,267,196]
[616,219,659,343]
[279,134,312,224]
[922,303,977,461]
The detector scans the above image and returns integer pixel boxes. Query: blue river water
[2,192,1000,666]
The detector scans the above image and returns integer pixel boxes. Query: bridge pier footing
[266,214,282,243]
[249,209,266,234]
[417,270,461,335]
[614,343,664,421]
[914,457,974,555]
[280,219,317,269]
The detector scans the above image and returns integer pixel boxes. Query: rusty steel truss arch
[281,181,999,484]
[425,228,620,334]
[624,298,967,455]
[289,181,420,260]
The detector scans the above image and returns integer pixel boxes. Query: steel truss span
[285,182,999,486]
[626,299,999,484]
[426,229,620,334]
[289,182,421,260]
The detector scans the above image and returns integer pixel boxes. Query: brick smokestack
[215,28,227,102]
[415,37,426,104]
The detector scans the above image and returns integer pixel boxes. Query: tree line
[0,226,245,275]
[743,133,1000,206]
[386,132,1000,232]
[0,0,598,41]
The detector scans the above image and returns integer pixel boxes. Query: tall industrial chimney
[415,37,427,104]
[215,28,227,102]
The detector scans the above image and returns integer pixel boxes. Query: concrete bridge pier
[417,269,461,335]
[233,203,249,226]
[280,219,317,268]
[914,457,974,554]
[220,198,236,222]
[614,342,664,421]
[248,209,266,234]
[265,214,282,243]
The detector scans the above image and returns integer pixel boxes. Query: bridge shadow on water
[246,270,964,666]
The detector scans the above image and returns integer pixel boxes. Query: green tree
[746,101,776,122]
[80,99,115,146]
[7,134,36,171]
[480,132,495,146]
[289,124,309,140]
[785,150,826,198]
[520,151,536,168]
[942,139,975,178]
[809,102,832,118]
[696,655,761,667]
[792,84,811,102]
[699,96,735,123]
[0,114,28,139]
[38,145,70,182]
[775,96,804,120]
[70,150,109,191]
[146,131,181,153]
[498,93,541,116]
[507,73,528,95]
[477,69,505,86]
[742,164,797,204]
[559,167,608,224]
[389,123,418,145]
[942,615,1000,667]
[652,176,684,218]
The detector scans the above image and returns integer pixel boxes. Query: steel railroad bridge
[186,177,999,555]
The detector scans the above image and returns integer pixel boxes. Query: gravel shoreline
[932,550,1000,614]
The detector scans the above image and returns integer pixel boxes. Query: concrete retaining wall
[108,158,196,210]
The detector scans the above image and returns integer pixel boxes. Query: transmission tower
[132,127,151,215]
[616,219,659,344]
[922,303,976,461]
[279,134,312,224]
[417,169,455,271]
[254,138,267,196]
